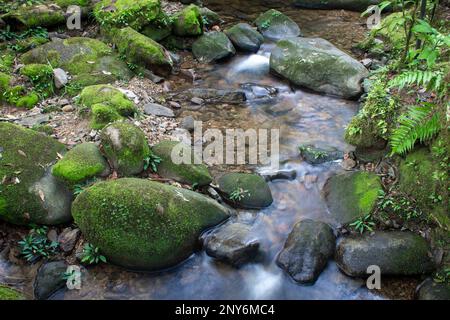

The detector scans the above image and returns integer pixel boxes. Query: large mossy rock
[254,9,301,40]
[79,84,137,129]
[114,27,173,77]
[72,178,230,270]
[20,37,132,95]
[152,140,213,187]
[1,4,65,29]
[52,143,110,184]
[293,0,381,11]
[217,173,273,209]
[224,23,264,53]
[0,285,26,300]
[192,31,236,63]
[270,37,369,99]
[277,219,335,283]
[93,0,161,30]
[336,231,435,277]
[100,122,150,176]
[173,4,203,37]
[0,123,72,225]
[323,171,382,225]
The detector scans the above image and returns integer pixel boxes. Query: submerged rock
[152,140,212,186]
[0,123,72,226]
[20,37,132,94]
[204,222,259,267]
[173,88,246,104]
[100,123,150,176]
[225,23,264,53]
[192,31,236,63]
[323,171,382,225]
[270,37,368,99]
[299,145,344,165]
[217,173,273,209]
[173,4,204,37]
[336,231,435,277]
[72,178,230,270]
[52,142,110,184]
[277,219,335,283]
[416,278,450,300]
[34,261,67,300]
[254,9,301,40]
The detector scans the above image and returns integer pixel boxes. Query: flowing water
[0,7,387,300]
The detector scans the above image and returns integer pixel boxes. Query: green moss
[152,140,212,186]
[52,142,109,184]
[0,50,15,73]
[19,63,54,99]
[72,178,229,270]
[93,0,161,30]
[90,103,123,130]
[15,36,50,53]
[100,122,150,176]
[15,92,39,109]
[0,122,66,225]
[173,4,203,37]
[0,71,11,94]
[31,124,54,135]
[1,4,65,28]
[0,285,25,300]
[55,0,91,8]
[3,85,25,105]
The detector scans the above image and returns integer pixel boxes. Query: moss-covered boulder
[0,284,26,300]
[100,122,150,176]
[416,278,450,300]
[0,123,73,225]
[336,231,435,277]
[254,9,301,40]
[323,171,382,225]
[270,37,369,99]
[72,178,230,270]
[224,23,264,53]
[192,31,236,63]
[93,0,161,30]
[52,143,110,184]
[152,140,212,186]
[141,17,173,42]
[200,7,221,27]
[298,144,344,165]
[20,37,132,95]
[78,84,137,129]
[1,3,65,29]
[114,27,173,77]
[217,173,273,209]
[173,4,203,37]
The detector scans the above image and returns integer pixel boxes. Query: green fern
[390,104,441,155]
[389,70,443,93]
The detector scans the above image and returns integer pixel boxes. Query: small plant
[377,190,422,221]
[18,225,58,263]
[349,214,375,234]
[144,151,162,172]
[62,268,81,287]
[434,268,450,284]
[298,145,328,160]
[80,243,107,265]
[229,187,250,202]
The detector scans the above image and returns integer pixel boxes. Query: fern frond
[389,70,443,92]
[390,104,441,155]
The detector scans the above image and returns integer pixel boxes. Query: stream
[0,5,386,300]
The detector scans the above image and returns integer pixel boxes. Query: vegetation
[229,187,251,202]
[18,225,59,263]
[349,213,376,234]
[80,243,107,265]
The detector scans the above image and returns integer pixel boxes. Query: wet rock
[0,123,73,225]
[323,171,382,225]
[336,231,435,277]
[141,21,173,42]
[100,122,150,176]
[143,103,175,118]
[72,178,230,270]
[173,4,203,36]
[200,7,222,27]
[254,9,301,40]
[34,261,67,300]
[180,116,195,132]
[192,31,236,63]
[204,222,259,267]
[354,146,388,163]
[277,219,335,283]
[174,88,246,104]
[191,97,204,105]
[52,142,110,184]
[298,145,343,165]
[53,68,68,89]
[58,228,81,253]
[217,173,273,209]
[270,37,369,99]
[260,168,297,181]
[20,38,132,94]
[416,278,450,300]
[225,23,264,53]
[17,114,50,127]
[241,83,278,101]
[293,0,381,11]
[152,140,212,186]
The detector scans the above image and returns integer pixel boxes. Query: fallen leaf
[38,189,45,202]
[18,150,26,157]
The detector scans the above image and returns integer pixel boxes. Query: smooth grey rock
[277,219,335,283]
[17,114,50,127]
[225,23,264,53]
[180,116,195,132]
[53,68,68,89]
[34,261,67,300]
[143,103,175,118]
[57,228,80,253]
